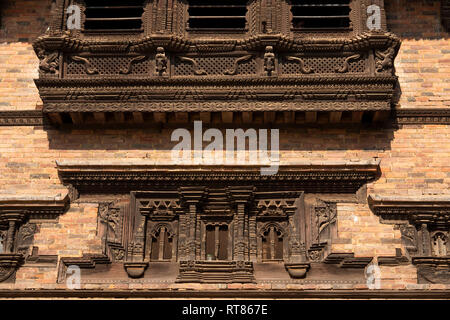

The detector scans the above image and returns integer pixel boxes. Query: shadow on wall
[0,0,53,43]
[44,124,396,153]
[385,0,449,40]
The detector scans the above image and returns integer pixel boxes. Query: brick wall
[386,0,450,109]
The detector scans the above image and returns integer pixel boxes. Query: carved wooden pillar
[178,214,189,261]
[420,223,431,256]
[236,203,246,261]
[6,221,16,253]
[179,187,206,261]
[228,187,255,262]
[249,214,257,262]
[1,211,25,254]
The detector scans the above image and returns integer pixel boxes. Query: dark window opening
[206,225,228,260]
[291,0,351,30]
[83,0,145,31]
[150,226,172,261]
[188,0,247,30]
[262,226,283,261]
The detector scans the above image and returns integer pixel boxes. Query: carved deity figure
[37,49,59,74]
[375,47,395,72]
[155,47,168,76]
[264,46,275,76]
[433,233,448,256]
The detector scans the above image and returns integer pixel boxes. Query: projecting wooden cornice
[0,194,70,220]
[368,194,450,224]
[56,159,381,195]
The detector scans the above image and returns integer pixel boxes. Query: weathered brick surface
[385,0,450,109]
[0,0,449,291]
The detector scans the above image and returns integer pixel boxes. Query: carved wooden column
[179,187,206,261]
[1,211,25,253]
[420,223,431,256]
[249,213,257,262]
[228,187,255,262]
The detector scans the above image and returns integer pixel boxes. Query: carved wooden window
[83,0,145,32]
[187,0,248,30]
[261,224,284,261]
[205,224,228,260]
[149,225,173,261]
[291,0,351,30]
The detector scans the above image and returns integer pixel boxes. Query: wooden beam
[48,113,63,125]
[305,111,317,123]
[200,112,211,124]
[284,111,295,124]
[264,111,276,124]
[132,112,144,124]
[153,112,166,124]
[221,112,233,124]
[114,113,125,124]
[242,112,253,124]
[351,111,364,123]
[70,113,83,125]
[329,111,342,123]
[373,111,390,122]
[93,112,106,124]
[174,112,189,124]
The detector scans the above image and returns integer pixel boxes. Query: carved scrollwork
[224,55,253,75]
[398,224,418,257]
[177,56,207,75]
[336,54,361,73]
[285,56,314,74]
[314,201,337,244]
[120,55,148,75]
[70,56,99,75]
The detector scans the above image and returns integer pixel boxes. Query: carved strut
[120,55,148,75]
[286,56,314,74]
[178,56,207,75]
[336,54,361,73]
[224,55,253,75]
[70,56,99,75]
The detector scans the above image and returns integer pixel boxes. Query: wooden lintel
[48,113,63,125]
[132,112,144,124]
[70,113,83,125]
[305,112,317,123]
[199,112,211,124]
[351,111,364,123]
[329,111,343,123]
[221,112,233,124]
[93,112,106,124]
[153,112,167,124]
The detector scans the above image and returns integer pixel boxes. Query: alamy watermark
[66,265,81,290]
[171,121,279,175]
[365,262,381,289]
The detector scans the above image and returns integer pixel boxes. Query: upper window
[291,0,351,30]
[187,0,248,31]
[83,0,145,32]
